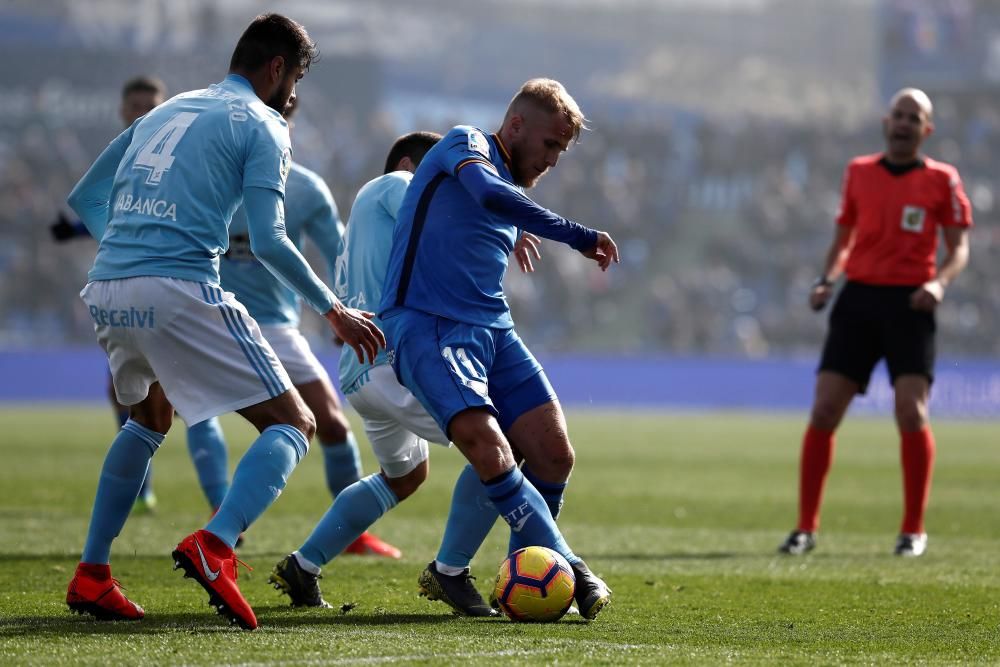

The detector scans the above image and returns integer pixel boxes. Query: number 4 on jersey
[134,112,198,185]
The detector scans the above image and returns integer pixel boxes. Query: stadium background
[2,0,998,414]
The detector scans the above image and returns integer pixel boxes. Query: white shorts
[345,364,450,478]
[81,277,292,426]
[260,324,329,386]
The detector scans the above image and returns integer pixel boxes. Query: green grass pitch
[0,406,997,665]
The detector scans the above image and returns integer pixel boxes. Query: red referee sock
[900,426,935,535]
[796,425,835,533]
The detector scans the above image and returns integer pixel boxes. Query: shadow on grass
[0,609,470,637]
[596,551,740,560]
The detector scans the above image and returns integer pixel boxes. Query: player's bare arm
[810,225,854,312]
[910,225,970,312]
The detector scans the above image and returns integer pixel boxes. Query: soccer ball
[493,546,576,622]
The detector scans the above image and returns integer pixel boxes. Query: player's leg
[491,339,609,618]
[273,372,441,606]
[893,374,932,555]
[267,325,399,557]
[297,376,398,557]
[108,371,156,514]
[186,417,230,511]
[886,298,936,556]
[796,371,858,529]
[69,280,174,620]
[68,384,173,620]
[781,283,877,554]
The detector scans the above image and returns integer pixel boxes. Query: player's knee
[810,400,844,432]
[385,462,427,501]
[315,408,350,444]
[894,400,928,432]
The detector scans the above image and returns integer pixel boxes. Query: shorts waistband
[343,368,372,395]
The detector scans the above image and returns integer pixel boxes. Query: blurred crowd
[2,90,998,358]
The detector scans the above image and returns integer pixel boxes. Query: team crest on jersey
[901,205,926,233]
[280,147,292,183]
[468,131,490,159]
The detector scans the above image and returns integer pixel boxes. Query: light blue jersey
[221,162,344,327]
[336,171,411,392]
[69,74,335,314]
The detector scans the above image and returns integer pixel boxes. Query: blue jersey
[379,125,597,329]
[69,75,336,315]
[221,162,344,327]
[335,171,411,391]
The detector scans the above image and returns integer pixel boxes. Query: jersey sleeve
[243,116,291,194]
[433,126,498,178]
[835,163,857,227]
[302,176,345,282]
[244,186,336,314]
[379,172,412,220]
[943,168,973,228]
[456,160,598,251]
[67,124,137,239]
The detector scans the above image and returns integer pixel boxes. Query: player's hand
[514,233,542,273]
[809,284,833,312]
[910,280,944,312]
[325,303,385,364]
[50,212,78,242]
[580,231,620,271]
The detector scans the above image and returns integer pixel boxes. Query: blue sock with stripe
[322,432,364,498]
[205,424,308,548]
[298,473,398,567]
[508,466,569,554]
[435,464,498,570]
[522,466,567,519]
[81,420,164,564]
[186,418,230,510]
[483,466,581,565]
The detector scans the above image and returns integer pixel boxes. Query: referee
[779,88,972,558]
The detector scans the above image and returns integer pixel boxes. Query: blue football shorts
[380,308,556,438]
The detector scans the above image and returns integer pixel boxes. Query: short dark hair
[383,132,442,174]
[121,76,166,100]
[229,13,318,73]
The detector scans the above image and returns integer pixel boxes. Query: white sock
[435,560,468,577]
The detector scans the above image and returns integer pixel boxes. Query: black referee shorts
[818,281,936,394]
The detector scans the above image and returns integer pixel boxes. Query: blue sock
[186,418,230,510]
[484,466,581,565]
[508,466,568,554]
[115,407,129,428]
[522,466,567,519]
[321,432,363,498]
[299,473,398,567]
[205,424,308,548]
[81,420,164,564]
[436,464,498,570]
[137,464,154,501]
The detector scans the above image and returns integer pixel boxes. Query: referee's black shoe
[778,530,816,555]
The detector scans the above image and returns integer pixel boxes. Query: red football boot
[172,530,256,630]
[343,531,402,559]
[66,563,144,621]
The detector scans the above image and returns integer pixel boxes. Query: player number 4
[134,111,198,185]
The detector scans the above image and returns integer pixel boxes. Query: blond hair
[508,78,588,142]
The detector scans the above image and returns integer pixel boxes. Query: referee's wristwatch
[812,276,833,289]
